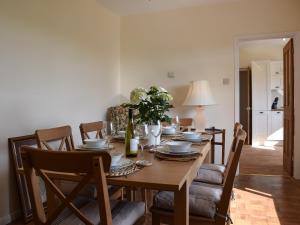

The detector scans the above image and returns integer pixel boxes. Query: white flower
[158,87,167,92]
[130,88,147,105]
[159,92,173,102]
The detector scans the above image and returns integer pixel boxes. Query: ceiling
[239,38,290,48]
[98,0,244,16]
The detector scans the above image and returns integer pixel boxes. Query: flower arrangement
[125,86,173,124]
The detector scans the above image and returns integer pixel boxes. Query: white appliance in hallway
[252,60,284,146]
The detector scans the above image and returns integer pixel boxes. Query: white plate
[78,144,113,150]
[111,158,134,168]
[182,137,202,143]
[157,147,198,156]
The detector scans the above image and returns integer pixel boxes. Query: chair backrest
[79,121,103,144]
[175,118,193,131]
[21,146,112,225]
[179,118,193,127]
[107,105,130,131]
[36,125,74,151]
[223,122,244,169]
[216,129,247,221]
[233,122,243,138]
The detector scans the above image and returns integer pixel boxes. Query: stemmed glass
[174,115,180,133]
[135,124,149,159]
[102,121,115,148]
[150,120,162,150]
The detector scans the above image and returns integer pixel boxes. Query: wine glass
[135,124,149,159]
[102,121,115,148]
[174,115,180,133]
[150,120,162,150]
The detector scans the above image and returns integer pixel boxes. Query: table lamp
[183,80,216,131]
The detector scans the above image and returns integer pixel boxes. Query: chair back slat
[217,129,247,218]
[79,121,103,144]
[22,146,111,173]
[36,126,74,151]
[21,146,112,225]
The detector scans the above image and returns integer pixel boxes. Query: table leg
[174,180,189,225]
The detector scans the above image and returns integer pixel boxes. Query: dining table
[45,136,212,225]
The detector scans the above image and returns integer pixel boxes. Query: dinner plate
[78,144,113,150]
[182,137,202,143]
[111,158,134,168]
[157,147,198,156]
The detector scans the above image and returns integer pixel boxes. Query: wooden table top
[105,141,211,191]
[35,139,211,194]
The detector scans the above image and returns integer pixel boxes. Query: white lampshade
[183,80,216,106]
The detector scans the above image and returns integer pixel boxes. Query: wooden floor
[231,145,300,225]
[9,145,300,225]
[240,145,285,176]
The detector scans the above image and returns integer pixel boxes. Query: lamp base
[194,106,207,131]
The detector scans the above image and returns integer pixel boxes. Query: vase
[148,125,161,146]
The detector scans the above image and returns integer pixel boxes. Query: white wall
[0,0,120,223]
[120,0,300,172]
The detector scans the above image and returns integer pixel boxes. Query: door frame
[234,32,298,177]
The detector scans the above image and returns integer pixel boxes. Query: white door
[252,61,269,110]
[252,110,268,146]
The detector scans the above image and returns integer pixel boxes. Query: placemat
[108,163,141,177]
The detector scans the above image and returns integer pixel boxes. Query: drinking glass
[102,121,115,148]
[174,115,180,133]
[150,120,162,150]
[135,124,149,159]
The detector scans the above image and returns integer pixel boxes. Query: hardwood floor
[9,145,300,225]
[231,144,300,225]
[240,145,286,176]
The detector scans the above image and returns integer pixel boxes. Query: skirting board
[0,210,21,225]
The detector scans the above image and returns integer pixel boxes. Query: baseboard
[0,210,21,225]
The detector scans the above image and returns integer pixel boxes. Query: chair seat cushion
[153,184,222,219]
[55,200,145,225]
[200,163,226,173]
[194,168,223,185]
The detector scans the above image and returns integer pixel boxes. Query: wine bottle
[125,108,137,157]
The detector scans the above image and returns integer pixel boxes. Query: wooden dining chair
[36,125,97,200]
[36,125,75,151]
[194,123,243,185]
[21,146,145,225]
[179,118,193,131]
[79,121,103,144]
[79,121,124,200]
[151,129,247,225]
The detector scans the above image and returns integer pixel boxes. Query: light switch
[223,78,230,85]
[167,72,175,79]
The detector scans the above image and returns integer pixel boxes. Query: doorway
[235,36,294,176]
